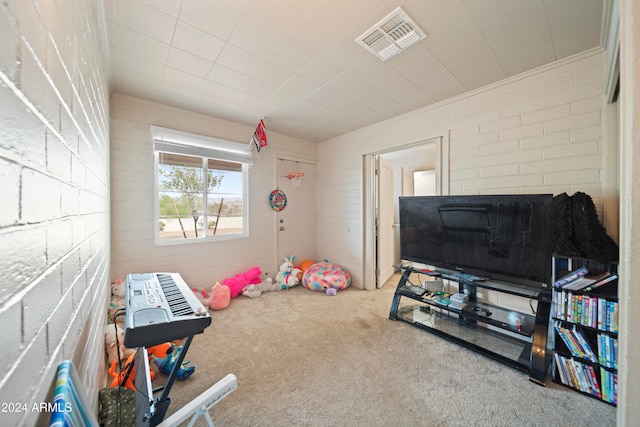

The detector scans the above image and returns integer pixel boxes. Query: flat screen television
[399,194,552,289]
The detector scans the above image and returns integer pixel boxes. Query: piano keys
[123,272,211,348]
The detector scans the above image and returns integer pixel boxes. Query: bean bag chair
[302,262,351,292]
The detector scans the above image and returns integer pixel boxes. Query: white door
[377,156,395,288]
[277,159,316,269]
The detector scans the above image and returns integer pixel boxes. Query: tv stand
[389,266,552,385]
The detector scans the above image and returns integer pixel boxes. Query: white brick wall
[0,1,110,425]
[317,50,611,288]
[110,94,317,289]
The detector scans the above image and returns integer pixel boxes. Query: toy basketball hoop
[287,172,304,188]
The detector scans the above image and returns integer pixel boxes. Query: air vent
[356,7,427,62]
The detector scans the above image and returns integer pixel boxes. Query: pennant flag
[252,119,268,152]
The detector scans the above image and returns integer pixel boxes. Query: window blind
[151,125,254,165]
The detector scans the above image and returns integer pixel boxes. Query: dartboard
[269,189,287,211]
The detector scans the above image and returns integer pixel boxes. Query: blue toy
[154,346,196,381]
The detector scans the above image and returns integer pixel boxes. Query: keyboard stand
[132,335,193,426]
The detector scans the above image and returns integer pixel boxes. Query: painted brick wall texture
[317,50,608,287]
[0,1,110,425]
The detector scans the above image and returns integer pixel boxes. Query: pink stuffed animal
[221,266,263,298]
[191,282,231,310]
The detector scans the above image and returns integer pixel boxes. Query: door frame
[362,135,448,290]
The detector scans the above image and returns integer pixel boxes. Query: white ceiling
[104,0,605,143]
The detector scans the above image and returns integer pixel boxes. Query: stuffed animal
[109,342,173,390]
[108,279,126,323]
[210,282,230,310]
[104,324,134,366]
[221,266,263,298]
[275,256,301,289]
[242,276,281,298]
[191,282,231,310]
[154,345,195,381]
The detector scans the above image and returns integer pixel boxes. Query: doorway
[363,137,446,290]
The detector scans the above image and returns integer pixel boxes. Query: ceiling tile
[206,63,249,89]
[414,68,467,101]
[323,73,366,96]
[389,43,446,82]
[248,60,295,88]
[179,0,241,40]
[200,80,238,99]
[115,26,171,64]
[238,76,279,99]
[446,49,507,90]
[215,43,264,74]
[279,75,318,98]
[462,0,528,25]
[172,21,226,62]
[304,87,341,106]
[312,0,386,36]
[117,50,165,80]
[218,0,249,14]
[547,0,603,58]
[266,89,301,107]
[228,15,287,58]
[478,0,549,47]
[114,0,176,44]
[242,0,317,35]
[139,0,182,17]
[286,13,344,57]
[269,39,316,74]
[431,27,498,72]
[297,58,343,86]
[162,67,203,91]
[490,27,555,75]
[346,85,398,114]
[421,1,477,50]
[167,47,214,78]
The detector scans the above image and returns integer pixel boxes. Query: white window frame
[152,126,252,245]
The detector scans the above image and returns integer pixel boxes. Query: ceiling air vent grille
[356,7,426,61]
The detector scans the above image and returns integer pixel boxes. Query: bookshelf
[551,256,619,406]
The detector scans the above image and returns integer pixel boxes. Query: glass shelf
[390,265,552,385]
[396,304,532,369]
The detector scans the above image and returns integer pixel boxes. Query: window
[152,126,252,243]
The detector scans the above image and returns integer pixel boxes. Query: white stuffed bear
[275,256,300,289]
[242,276,281,298]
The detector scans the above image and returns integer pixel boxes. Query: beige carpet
[154,274,617,427]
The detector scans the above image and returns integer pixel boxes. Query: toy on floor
[298,259,315,273]
[104,323,134,366]
[109,342,174,390]
[191,282,231,310]
[108,279,126,323]
[154,345,196,380]
[301,262,351,294]
[242,275,281,298]
[221,266,263,298]
[275,256,301,289]
[210,282,231,310]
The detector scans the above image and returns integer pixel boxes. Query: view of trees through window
[157,152,244,241]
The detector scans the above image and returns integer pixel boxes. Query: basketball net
[287,172,304,188]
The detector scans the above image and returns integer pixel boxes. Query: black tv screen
[399,194,552,289]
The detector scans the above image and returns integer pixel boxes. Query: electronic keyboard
[123,272,211,348]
